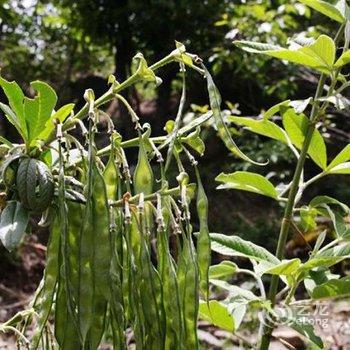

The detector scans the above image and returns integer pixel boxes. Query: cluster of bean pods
[25,84,211,349]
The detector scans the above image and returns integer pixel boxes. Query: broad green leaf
[327,144,350,169]
[304,269,339,296]
[263,100,290,119]
[0,201,29,251]
[203,66,265,165]
[312,277,350,299]
[262,99,311,120]
[37,103,75,141]
[210,233,280,264]
[210,279,259,300]
[0,77,27,140]
[304,243,350,270]
[263,258,301,276]
[282,109,327,169]
[216,171,278,199]
[234,35,336,74]
[328,161,350,174]
[25,81,58,143]
[290,320,323,349]
[310,195,349,214]
[229,116,288,144]
[317,243,350,259]
[209,261,238,279]
[318,204,348,237]
[199,300,235,331]
[300,0,350,23]
[335,50,350,67]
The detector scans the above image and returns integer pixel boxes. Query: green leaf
[25,81,57,143]
[290,320,323,349]
[263,100,291,119]
[203,65,266,165]
[304,269,339,296]
[335,50,350,67]
[229,116,288,144]
[209,261,238,279]
[37,103,75,141]
[0,201,29,251]
[174,41,194,67]
[216,171,278,199]
[210,233,280,264]
[328,161,350,174]
[134,53,159,83]
[181,127,205,155]
[211,279,259,300]
[319,204,348,237]
[282,109,327,169]
[199,300,235,331]
[310,195,349,214]
[299,0,350,23]
[312,277,350,299]
[262,258,301,276]
[327,144,350,170]
[0,77,27,140]
[0,103,26,140]
[234,35,336,74]
[304,243,350,270]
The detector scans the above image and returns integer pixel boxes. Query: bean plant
[0,40,257,349]
[1,1,350,350]
[202,1,350,349]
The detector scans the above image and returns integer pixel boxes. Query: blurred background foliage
[0,0,349,253]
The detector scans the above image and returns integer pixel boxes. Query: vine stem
[259,72,326,350]
[259,23,346,349]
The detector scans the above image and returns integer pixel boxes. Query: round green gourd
[16,158,54,213]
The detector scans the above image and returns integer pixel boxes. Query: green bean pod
[31,218,60,350]
[138,210,164,349]
[55,265,81,350]
[177,224,199,349]
[202,65,264,165]
[195,166,210,300]
[85,163,111,349]
[158,221,182,349]
[133,132,153,196]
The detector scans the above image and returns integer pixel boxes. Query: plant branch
[259,72,327,349]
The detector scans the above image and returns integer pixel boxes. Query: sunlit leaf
[327,144,350,170]
[216,171,278,199]
[25,81,58,143]
[282,109,327,169]
[0,77,27,140]
[300,0,350,23]
[37,103,75,141]
[262,258,301,276]
[199,300,235,331]
[328,162,350,174]
[210,233,280,264]
[209,261,238,279]
[234,35,336,74]
[229,116,288,144]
